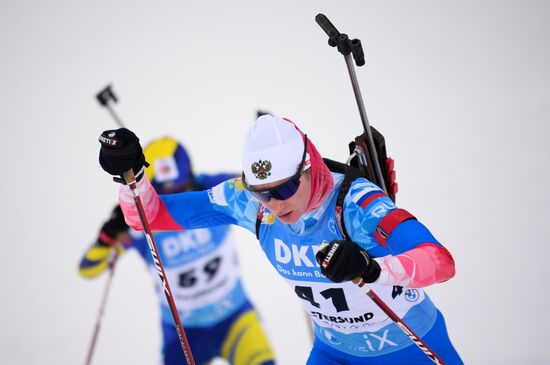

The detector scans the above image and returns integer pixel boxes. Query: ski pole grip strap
[374,209,416,247]
[113,166,146,185]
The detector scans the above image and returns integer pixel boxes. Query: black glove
[97,205,129,246]
[98,128,148,180]
[315,239,381,283]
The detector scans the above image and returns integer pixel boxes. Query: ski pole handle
[122,168,196,365]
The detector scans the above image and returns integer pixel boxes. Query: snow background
[1,0,549,364]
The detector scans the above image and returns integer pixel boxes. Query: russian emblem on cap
[251,160,272,180]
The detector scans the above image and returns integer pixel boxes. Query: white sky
[1,0,549,364]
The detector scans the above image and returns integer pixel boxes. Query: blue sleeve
[127,230,149,260]
[160,178,260,235]
[384,219,441,255]
[343,178,442,255]
[343,178,396,249]
[195,173,239,189]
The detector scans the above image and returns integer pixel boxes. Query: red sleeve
[118,177,184,232]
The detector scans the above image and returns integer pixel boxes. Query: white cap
[242,115,306,185]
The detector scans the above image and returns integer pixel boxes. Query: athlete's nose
[264,197,286,214]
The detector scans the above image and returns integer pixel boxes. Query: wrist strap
[112,165,147,185]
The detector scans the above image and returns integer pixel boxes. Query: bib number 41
[295,286,350,312]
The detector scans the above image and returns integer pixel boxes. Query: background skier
[81,136,276,365]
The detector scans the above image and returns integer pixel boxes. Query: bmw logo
[404,289,419,302]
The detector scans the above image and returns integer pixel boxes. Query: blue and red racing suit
[116,172,463,364]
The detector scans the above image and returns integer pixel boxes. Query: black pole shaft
[104,104,125,128]
[343,54,387,193]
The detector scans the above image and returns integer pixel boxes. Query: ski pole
[315,13,387,194]
[95,85,195,363]
[84,248,120,365]
[96,84,125,128]
[318,242,445,364]
[315,16,445,363]
[122,168,196,365]
[353,277,445,364]
[84,86,126,364]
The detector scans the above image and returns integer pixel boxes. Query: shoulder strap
[323,158,364,241]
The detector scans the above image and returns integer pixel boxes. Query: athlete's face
[251,171,311,224]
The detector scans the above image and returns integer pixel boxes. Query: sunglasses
[242,135,309,202]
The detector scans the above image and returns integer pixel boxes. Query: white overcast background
[1,1,549,364]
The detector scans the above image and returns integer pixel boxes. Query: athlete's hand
[315,239,381,283]
[79,206,129,279]
[98,128,148,177]
[97,205,130,246]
